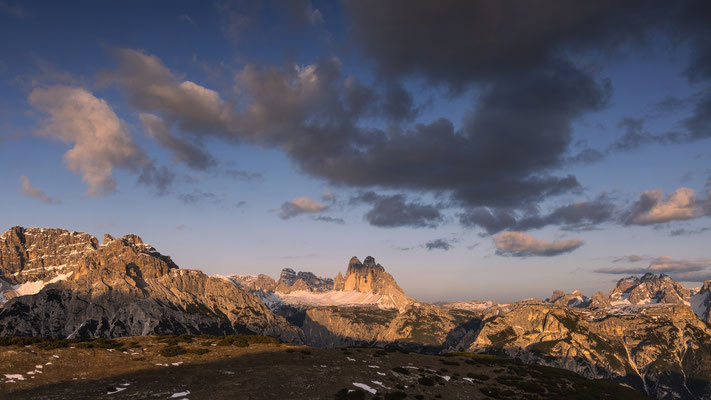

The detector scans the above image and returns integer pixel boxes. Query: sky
[1,0,710,303]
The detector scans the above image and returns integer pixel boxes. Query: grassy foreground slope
[0,336,649,400]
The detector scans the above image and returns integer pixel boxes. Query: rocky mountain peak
[700,280,711,294]
[340,256,412,309]
[609,273,689,305]
[103,234,115,245]
[363,256,377,267]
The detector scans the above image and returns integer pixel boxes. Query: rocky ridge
[225,255,413,311]
[0,227,302,342]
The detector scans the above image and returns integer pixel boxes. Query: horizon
[1,224,705,304]
[1,1,710,305]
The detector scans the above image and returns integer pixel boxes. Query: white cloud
[29,85,146,196]
[493,231,583,257]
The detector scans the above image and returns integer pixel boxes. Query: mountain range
[2,226,711,399]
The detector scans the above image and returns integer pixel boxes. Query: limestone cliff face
[546,289,590,308]
[301,304,480,351]
[461,303,711,399]
[339,256,413,309]
[0,227,302,343]
[275,268,333,293]
[609,273,690,305]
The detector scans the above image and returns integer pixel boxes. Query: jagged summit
[609,272,690,306]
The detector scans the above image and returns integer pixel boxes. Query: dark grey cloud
[670,227,710,236]
[344,0,668,90]
[102,1,711,228]
[224,168,262,181]
[140,113,216,170]
[350,192,443,228]
[460,194,615,234]
[493,232,583,257]
[424,238,453,251]
[178,189,228,205]
[137,162,175,196]
[609,118,681,152]
[312,215,344,224]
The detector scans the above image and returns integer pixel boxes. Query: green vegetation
[187,348,210,355]
[159,345,187,357]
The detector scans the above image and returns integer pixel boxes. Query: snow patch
[170,391,190,398]
[352,382,377,394]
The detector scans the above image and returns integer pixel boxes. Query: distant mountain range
[2,226,711,399]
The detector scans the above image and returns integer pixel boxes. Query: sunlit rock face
[0,226,303,343]
[608,273,691,306]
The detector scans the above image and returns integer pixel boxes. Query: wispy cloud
[595,256,711,282]
[18,176,58,204]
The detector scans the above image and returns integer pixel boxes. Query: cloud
[460,194,615,234]
[178,190,226,205]
[104,48,605,220]
[612,255,646,263]
[279,196,328,219]
[623,188,703,225]
[29,85,146,196]
[424,238,453,251]
[312,215,344,224]
[595,256,711,281]
[0,1,29,18]
[670,227,710,236]
[224,168,262,181]
[609,118,682,152]
[139,113,216,170]
[18,176,58,204]
[350,192,443,228]
[105,48,234,135]
[493,232,583,257]
[178,14,196,26]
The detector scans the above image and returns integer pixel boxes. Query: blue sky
[1,1,710,302]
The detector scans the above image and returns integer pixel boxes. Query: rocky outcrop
[275,268,333,293]
[0,227,302,343]
[301,304,481,351]
[546,289,590,308]
[225,274,278,292]
[588,291,611,309]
